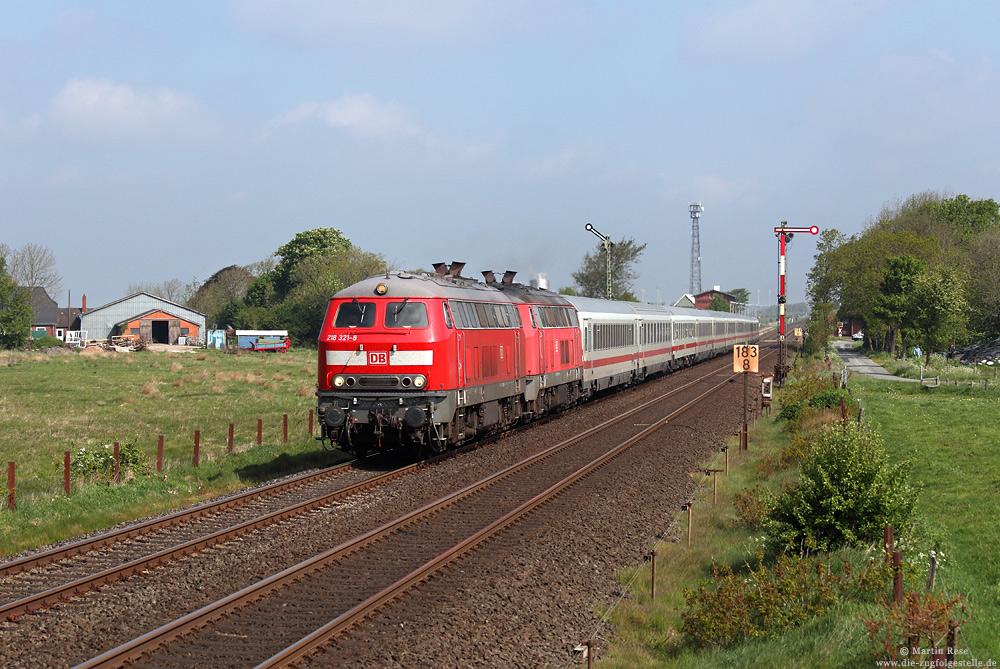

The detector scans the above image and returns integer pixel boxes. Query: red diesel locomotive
[316,263,758,456]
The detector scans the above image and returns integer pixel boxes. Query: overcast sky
[3,1,999,309]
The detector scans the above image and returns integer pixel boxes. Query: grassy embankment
[0,347,349,557]
[600,350,1000,667]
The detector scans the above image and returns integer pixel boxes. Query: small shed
[205,330,227,349]
[235,330,289,349]
[81,292,206,344]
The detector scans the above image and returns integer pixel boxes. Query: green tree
[802,302,836,356]
[707,294,730,312]
[571,236,646,300]
[920,193,1000,238]
[909,267,969,364]
[727,287,750,306]
[0,258,32,349]
[806,228,848,306]
[272,228,351,298]
[187,265,254,323]
[871,256,924,356]
[966,228,1000,339]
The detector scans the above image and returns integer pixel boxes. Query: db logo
[368,351,388,365]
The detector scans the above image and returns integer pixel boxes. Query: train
[316,263,759,457]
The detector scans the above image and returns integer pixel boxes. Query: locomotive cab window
[334,301,376,328]
[385,301,429,328]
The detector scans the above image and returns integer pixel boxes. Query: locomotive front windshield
[334,301,376,328]
[385,301,428,328]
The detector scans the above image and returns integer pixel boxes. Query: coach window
[385,301,429,328]
[335,301,376,328]
[442,302,453,328]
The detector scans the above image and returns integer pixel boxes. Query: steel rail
[77,358,751,668]
[258,372,737,668]
[1,459,429,621]
[0,461,357,579]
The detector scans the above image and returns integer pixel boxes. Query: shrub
[807,388,853,411]
[766,422,917,552]
[779,364,837,405]
[681,552,888,647]
[30,335,67,350]
[733,485,776,528]
[70,439,150,482]
[777,401,804,422]
[865,590,968,660]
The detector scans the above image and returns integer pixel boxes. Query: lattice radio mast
[688,202,704,295]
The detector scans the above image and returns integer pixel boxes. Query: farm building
[29,287,58,338]
[80,292,206,345]
[692,287,737,310]
[29,289,86,342]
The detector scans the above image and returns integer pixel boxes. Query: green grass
[863,346,999,385]
[851,378,1000,659]
[600,419,882,668]
[0,347,350,556]
[601,362,1000,667]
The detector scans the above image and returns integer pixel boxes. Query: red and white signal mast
[773,221,819,381]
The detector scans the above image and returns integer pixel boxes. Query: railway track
[0,458,425,620]
[76,350,773,667]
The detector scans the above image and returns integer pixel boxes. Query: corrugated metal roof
[80,292,206,340]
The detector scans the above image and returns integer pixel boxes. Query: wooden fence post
[157,435,164,473]
[7,461,15,511]
[64,450,71,496]
[893,551,904,604]
[257,418,263,445]
[113,442,120,484]
[194,430,200,467]
[228,423,234,454]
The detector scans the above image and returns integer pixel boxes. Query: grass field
[852,377,1000,659]
[3,345,997,666]
[601,355,1000,667]
[0,346,349,556]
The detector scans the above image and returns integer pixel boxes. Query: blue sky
[3,1,999,309]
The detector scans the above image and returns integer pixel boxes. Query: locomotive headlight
[413,375,426,388]
[333,375,345,388]
[375,283,388,295]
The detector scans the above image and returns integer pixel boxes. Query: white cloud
[272,92,496,164]
[48,78,200,141]
[277,93,423,140]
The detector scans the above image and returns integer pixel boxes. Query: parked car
[852,331,864,341]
